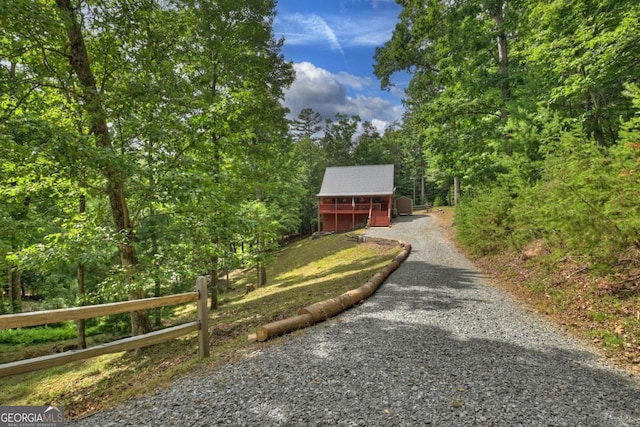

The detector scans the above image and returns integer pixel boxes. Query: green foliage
[457,86,640,267]
[588,310,610,324]
[291,136,326,234]
[432,195,446,207]
[92,314,132,336]
[455,186,515,255]
[375,0,639,193]
[588,329,625,351]
[1,0,300,323]
[512,109,640,269]
[374,0,640,274]
[321,113,360,166]
[0,323,104,346]
[0,324,77,346]
[522,0,639,147]
[375,0,516,189]
[532,135,625,266]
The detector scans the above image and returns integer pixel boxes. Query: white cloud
[275,11,397,50]
[370,119,389,134]
[335,72,371,90]
[278,13,343,53]
[283,62,403,131]
[334,15,398,47]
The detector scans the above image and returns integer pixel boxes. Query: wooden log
[298,298,345,323]
[256,313,313,342]
[251,241,412,342]
[298,242,412,325]
[337,287,370,309]
[370,271,387,286]
[358,281,378,296]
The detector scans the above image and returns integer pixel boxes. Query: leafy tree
[378,0,640,274]
[290,108,324,142]
[1,0,296,327]
[321,113,360,167]
[288,108,326,234]
[387,124,429,204]
[375,0,521,198]
[178,0,294,308]
[519,0,640,147]
[291,136,326,235]
[352,122,384,165]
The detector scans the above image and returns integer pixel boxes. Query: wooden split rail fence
[0,277,210,378]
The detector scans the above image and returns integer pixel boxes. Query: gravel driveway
[72,214,640,426]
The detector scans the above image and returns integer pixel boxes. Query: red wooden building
[317,164,395,232]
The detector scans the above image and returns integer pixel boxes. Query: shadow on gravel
[287,316,640,426]
[251,255,640,425]
[383,259,485,290]
[359,260,488,312]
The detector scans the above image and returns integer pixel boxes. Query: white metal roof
[317,164,395,197]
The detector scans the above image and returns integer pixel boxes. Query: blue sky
[273,0,407,132]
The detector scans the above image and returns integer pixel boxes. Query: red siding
[322,213,369,232]
[319,195,392,232]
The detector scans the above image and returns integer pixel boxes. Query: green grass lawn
[0,233,402,419]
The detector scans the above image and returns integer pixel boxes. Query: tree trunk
[8,198,29,314]
[453,176,461,206]
[209,98,223,307]
[77,194,87,349]
[260,265,267,287]
[122,242,152,336]
[490,0,510,121]
[0,278,5,314]
[149,205,162,327]
[210,257,219,310]
[56,0,151,336]
[420,140,426,205]
[586,89,607,146]
[8,266,21,314]
[257,262,267,287]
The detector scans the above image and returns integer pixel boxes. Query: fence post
[196,276,210,358]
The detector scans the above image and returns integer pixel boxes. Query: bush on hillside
[456,186,515,255]
[458,84,640,271]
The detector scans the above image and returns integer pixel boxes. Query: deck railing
[319,203,382,213]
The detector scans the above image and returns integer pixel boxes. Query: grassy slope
[0,233,401,418]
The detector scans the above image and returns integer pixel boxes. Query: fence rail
[0,277,209,378]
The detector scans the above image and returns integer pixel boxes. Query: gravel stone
[71,214,640,426]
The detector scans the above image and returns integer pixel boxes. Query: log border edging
[253,240,412,342]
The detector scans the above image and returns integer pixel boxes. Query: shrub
[456,186,515,255]
[513,127,640,271]
[0,324,77,346]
